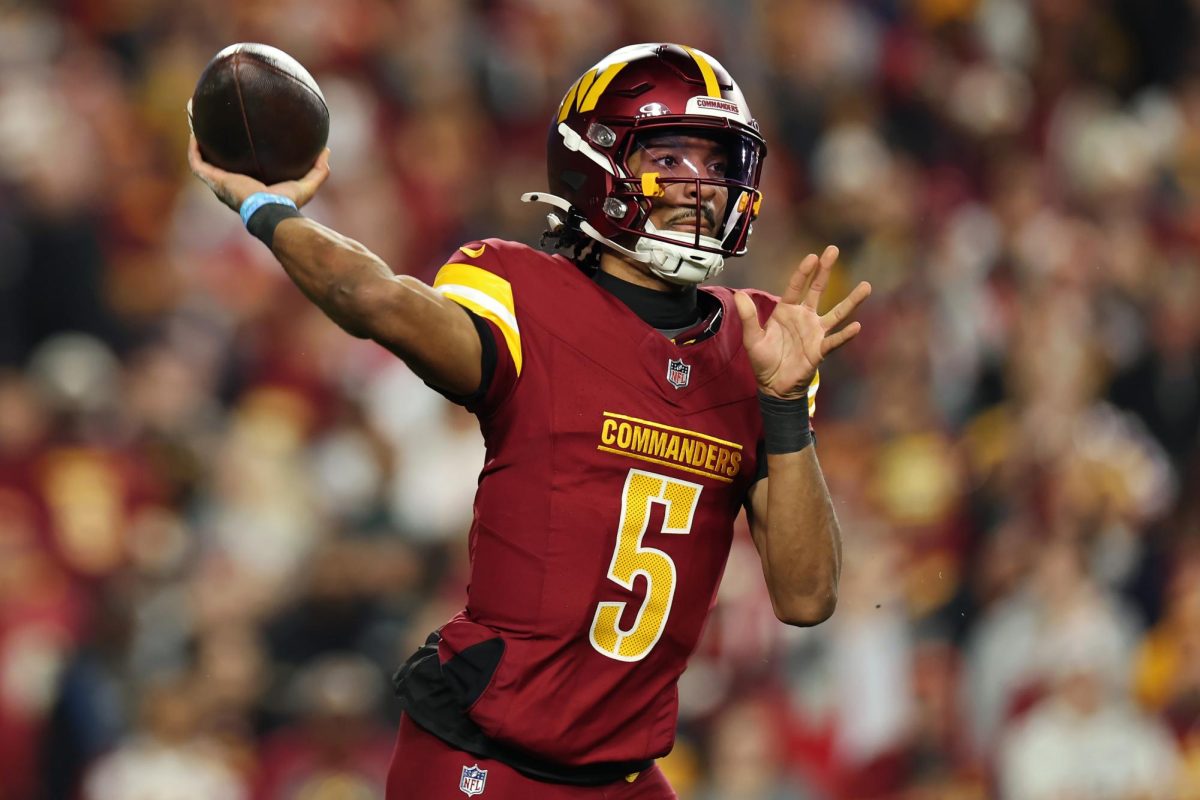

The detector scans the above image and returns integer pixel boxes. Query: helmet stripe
[579,62,627,112]
[557,74,584,123]
[681,46,720,98]
[576,69,598,108]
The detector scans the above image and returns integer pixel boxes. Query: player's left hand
[733,245,871,400]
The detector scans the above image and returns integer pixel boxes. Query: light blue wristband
[239,192,298,227]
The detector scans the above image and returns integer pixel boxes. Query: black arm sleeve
[423,305,498,407]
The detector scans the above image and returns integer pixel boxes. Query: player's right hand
[187,133,330,213]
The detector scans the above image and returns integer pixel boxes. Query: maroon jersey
[399,239,809,774]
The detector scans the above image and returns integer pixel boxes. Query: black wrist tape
[758,391,814,455]
[247,203,303,249]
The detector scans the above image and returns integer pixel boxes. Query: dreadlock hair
[539,209,603,275]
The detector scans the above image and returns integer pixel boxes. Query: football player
[189,42,870,800]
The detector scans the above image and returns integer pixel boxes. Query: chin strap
[521,192,724,285]
[637,221,725,285]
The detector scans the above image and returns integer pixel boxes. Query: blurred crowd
[2,0,1200,798]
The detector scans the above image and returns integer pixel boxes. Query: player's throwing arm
[187,44,484,399]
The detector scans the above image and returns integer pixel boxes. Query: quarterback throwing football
[190,42,870,800]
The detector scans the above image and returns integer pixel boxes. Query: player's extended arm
[733,246,871,626]
[187,137,482,396]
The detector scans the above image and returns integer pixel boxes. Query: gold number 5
[589,469,703,661]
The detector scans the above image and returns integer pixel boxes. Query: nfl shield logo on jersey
[666,358,691,389]
[460,764,488,796]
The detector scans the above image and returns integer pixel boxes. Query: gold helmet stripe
[557,74,585,123]
[557,61,629,121]
[576,68,598,108]
[682,46,720,98]
[579,62,627,112]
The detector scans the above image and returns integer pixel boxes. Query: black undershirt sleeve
[423,305,498,408]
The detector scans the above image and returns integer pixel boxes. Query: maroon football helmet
[522,43,766,285]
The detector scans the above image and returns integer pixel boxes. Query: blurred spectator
[694,696,812,800]
[997,601,1182,799]
[39,579,136,800]
[82,673,249,800]
[964,535,1143,757]
[252,654,392,799]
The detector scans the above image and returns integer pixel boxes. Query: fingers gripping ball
[190,43,329,185]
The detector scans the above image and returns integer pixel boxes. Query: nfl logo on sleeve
[666,358,691,389]
[460,764,488,796]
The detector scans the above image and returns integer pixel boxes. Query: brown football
[189,43,329,185]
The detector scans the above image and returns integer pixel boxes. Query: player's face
[627,133,730,238]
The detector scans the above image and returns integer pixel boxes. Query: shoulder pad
[434,239,524,375]
[444,238,510,272]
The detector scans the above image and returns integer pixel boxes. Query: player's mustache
[664,205,717,232]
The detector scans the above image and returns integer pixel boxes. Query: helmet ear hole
[561,171,587,192]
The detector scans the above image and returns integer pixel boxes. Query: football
[189,43,329,185]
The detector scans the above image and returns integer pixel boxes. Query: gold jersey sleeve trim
[433,263,522,375]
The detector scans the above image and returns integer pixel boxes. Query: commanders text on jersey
[598,411,743,482]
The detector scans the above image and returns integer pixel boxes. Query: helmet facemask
[604,125,764,284]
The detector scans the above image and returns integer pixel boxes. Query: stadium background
[2,0,1199,797]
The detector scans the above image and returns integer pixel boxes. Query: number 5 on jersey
[589,469,703,662]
